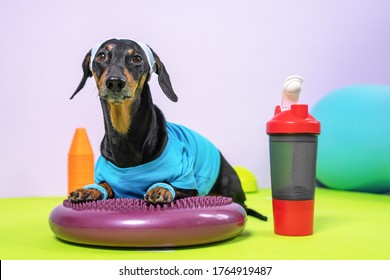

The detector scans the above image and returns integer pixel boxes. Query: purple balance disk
[49,196,247,247]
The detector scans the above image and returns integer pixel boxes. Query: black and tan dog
[69,38,266,221]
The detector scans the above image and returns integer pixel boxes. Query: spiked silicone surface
[49,196,247,247]
[63,196,233,211]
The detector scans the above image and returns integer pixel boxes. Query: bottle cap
[266,104,321,134]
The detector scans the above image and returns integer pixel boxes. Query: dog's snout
[106,77,126,92]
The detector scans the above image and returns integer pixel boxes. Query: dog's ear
[150,49,178,102]
[70,50,93,99]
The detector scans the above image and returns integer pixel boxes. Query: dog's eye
[132,55,142,64]
[96,53,107,62]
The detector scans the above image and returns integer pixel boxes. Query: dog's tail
[246,208,268,221]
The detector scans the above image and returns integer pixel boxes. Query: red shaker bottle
[266,101,321,236]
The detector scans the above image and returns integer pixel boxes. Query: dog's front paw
[144,186,174,204]
[69,188,103,203]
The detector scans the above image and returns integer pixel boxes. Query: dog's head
[70,39,178,103]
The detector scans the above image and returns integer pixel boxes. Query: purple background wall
[1,0,389,197]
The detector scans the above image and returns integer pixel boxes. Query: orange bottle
[68,128,94,194]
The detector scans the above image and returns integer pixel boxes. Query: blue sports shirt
[93,122,221,199]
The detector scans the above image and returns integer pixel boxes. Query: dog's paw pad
[69,188,102,203]
[144,187,173,204]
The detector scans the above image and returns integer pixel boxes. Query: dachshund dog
[69,38,266,221]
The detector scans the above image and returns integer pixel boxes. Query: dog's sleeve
[166,122,221,195]
[83,184,108,199]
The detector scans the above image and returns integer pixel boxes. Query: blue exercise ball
[311,85,390,193]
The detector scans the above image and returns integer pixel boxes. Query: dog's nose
[106,77,126,91]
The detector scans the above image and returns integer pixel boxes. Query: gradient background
[1,0,389,197]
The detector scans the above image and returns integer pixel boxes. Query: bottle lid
[266,104,321,134]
